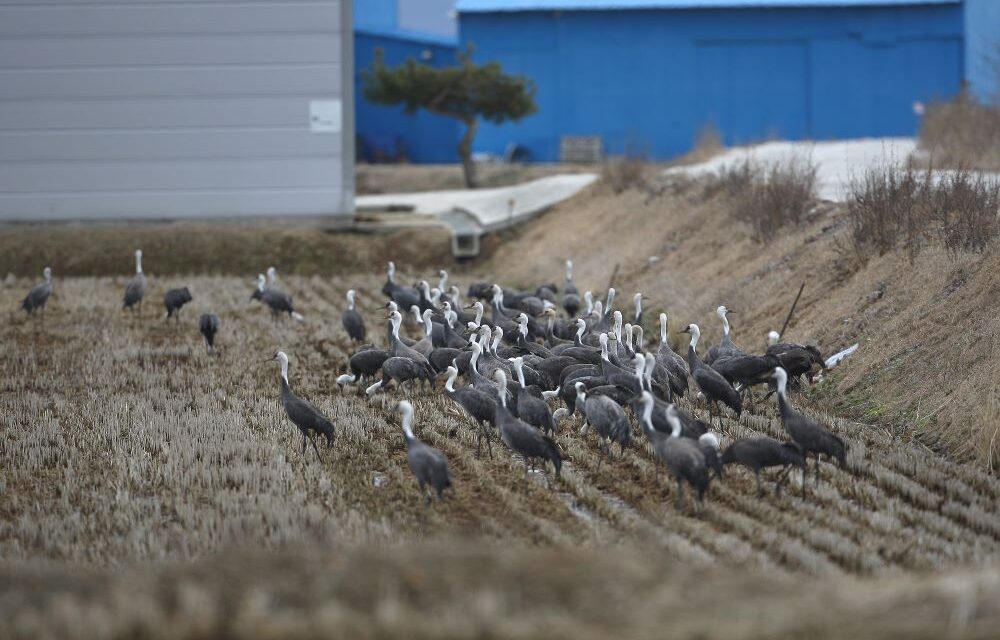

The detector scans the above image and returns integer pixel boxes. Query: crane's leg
[756,471,763,497]
[310,434,323,462]
[301,432,308,455]
[814,454,822,485]
[802,466,807,499]
[675,478,685,512]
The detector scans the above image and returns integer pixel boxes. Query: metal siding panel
[1,159,342,193]
[0,130,342,162]
[0,0,348,220]
[0,191,345,220]
[0,34,342,69]
[0,4,340,36]
[0,65,342,100]
[0,97,324,130]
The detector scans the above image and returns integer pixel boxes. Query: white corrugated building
[0,0,354,220]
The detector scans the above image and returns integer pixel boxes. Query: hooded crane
[766,331,826,386]
[721,436,806,496]
[637,393,709,511]
[270,351,334,461]
[122,249,146,317]
[493,370,561,483]
[22,267,53,323]
[397,400,452,504]
[680,323,742,427]
[365,356,435,396]
[444,365,497,458]
[382,261,421,310]
[254,274,304,322]
[509,357,556,435]
[199,313,219,354]
[656,313,689,399]
[705,305,744,364]
[386,309,436,380]
[575,381,630,463]
[773,367,846,493]
[342,289,366,343]
[164,287,192,320]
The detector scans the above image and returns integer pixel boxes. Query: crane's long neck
[566,260,573,282]
[438,271,448,292]
[575,386,586,404]
[641,397,654,434]
[470,346,481,371]
[625,325,634,353]
[644,355,654,390]
[667,411,682,438]
[135,254,143,274]
[660,314,668,345]
[445,368,458,392]
[279,360,289,386]
[423,312,432,337]
[44,269,52,283]
[347,293,355,311]
[401,409,415,441]
[387,262,396,283]
[721,314,730,336]
[514,363,526,389]
[634,357,645,382]
[634,326,643,352]
[391,315,402,341]
[634,296,642,323]
[474,303,483,325]
[776,372,788,401]
[491,330,502,354]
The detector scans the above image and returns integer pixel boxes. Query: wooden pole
[779,282,806,339]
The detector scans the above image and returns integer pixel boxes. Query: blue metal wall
[964,0,1000,103]
[460,5,964,161]
[355,29,460,163]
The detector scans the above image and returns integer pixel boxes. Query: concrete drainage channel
[355,174,597,258]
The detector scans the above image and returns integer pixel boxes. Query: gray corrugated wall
[0,0,354,220]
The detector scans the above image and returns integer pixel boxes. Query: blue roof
[455,0,958,12]
[355,26,458,47]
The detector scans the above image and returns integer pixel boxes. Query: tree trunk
[458,118,478,189]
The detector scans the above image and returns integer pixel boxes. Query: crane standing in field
[22,266,53,325]
[397,400,453,504]
[342,289,366,343]
[680,323,742,427]
[270,351,334,462]
[122,249,147,319]
[199,313,219,354]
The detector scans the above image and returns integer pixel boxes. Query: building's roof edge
[355,26,458,48]
[455,0,960,14]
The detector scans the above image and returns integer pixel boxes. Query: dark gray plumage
[711,353,781,388]
[122,249,146,315]
[22,267,53,319]
[397,400,452,503]
[721,436,806,496]
[705,305,745,365]
[773,367,847,494]
[509,357,556,435]
[164,287,192,320]
[767,335,826,384]
[493,370,561,482]
[638,393,710,511]
[445,365,497,458]
[681,323,742,427]
[199,313,219,353]
[365,356,434,396]
[272,351,334,461]
[576,381,631,459]
[342,289,366,343]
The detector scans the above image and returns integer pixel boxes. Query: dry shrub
[601,155,649,194]
[919,90,1000,172]
[847,164,1000,260]
[710,155,818,242]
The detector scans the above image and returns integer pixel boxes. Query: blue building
[354,0,461,163]
[456,0,998,162]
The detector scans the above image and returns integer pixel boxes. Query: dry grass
[919,91,1000,172]
[846,164,1000,261]
[705,155,818,243]
[0,221,452,278]
[5,545,1000,639]
[485,172,1000,471]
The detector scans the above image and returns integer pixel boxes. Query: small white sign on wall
[310,100,342,132]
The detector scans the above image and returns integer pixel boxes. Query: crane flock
[20,249,847,512]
